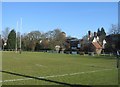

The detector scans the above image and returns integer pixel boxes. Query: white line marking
[35,64,47,67]
[1,68,115,83]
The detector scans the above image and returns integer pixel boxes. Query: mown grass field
[1,51,118,85]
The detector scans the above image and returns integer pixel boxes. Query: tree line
[1,24,120,53]
[2,28,66,51]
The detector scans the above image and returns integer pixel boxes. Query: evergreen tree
[99,27,106,43]
[7,29,16,50]
[101,27,106,36]
[97,28,101,36]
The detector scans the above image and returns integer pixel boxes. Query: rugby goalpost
[16,18,22,54]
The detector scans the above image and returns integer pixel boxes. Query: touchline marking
[1,68,115,83]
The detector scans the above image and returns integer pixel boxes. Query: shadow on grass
[1,70,91,87]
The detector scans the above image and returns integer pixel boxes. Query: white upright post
[19,18,22,54]
[16,21,18,53]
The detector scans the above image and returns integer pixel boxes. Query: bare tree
[109,24,120,34]
[21,31,42,51]
[2,27,10,41]
[47,29,66,50]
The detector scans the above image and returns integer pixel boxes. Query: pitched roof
[92,42,102,49]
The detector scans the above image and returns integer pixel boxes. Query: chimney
[88,31,91,40]
[88,31,91,36]
[94,32,97,38]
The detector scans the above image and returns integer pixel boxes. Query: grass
[1,51,118,85]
